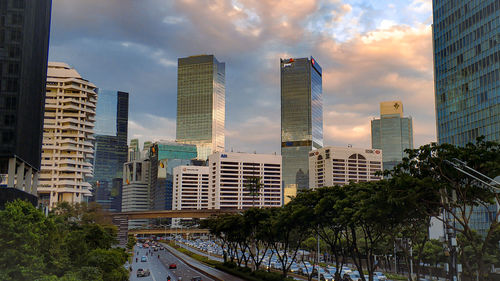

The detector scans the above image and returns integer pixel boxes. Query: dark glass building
[91,90,129,212]
[432,0,499,242]
[0,0,52,205]
[281,57,323,190]
[433,0,499,146]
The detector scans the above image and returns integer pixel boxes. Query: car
[160,246,165,250]
[321,273,334,281]
[374,272,387,281]
[169,263,177,269]
[137,268,150,277]
[191,277,202,281]
[140,256,147,262]
[153,247,158,251]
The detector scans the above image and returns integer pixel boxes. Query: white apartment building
[309,146,383,189]
[208,152,282,209]
[38,62,97,208]
[122,157,150,229]
[173,166,209,210]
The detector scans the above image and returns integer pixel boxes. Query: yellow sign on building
[380,101,403,117]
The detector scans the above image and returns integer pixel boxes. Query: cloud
[128,114,176,146]
[48,0,436,154]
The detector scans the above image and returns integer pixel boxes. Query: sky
[48,0,436,154]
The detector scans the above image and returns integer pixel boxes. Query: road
[130,245,214,281]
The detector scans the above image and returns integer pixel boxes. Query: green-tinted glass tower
[176,55,225,160]
[371,101,413,171]
[281,57,323,190]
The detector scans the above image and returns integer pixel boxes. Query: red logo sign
[375,150,380,154]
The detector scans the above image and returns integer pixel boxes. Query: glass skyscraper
[281,57,323,190]
[371,101,413,171]
[432,0,499,238]
[91,90,129,212]
[176,55,225,160]
[0,0,51,204]
[433,0,499,146]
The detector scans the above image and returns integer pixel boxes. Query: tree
[244,176,263,208]
[263,199,313,278]
[388,137,500,280]
[0,200,128,281]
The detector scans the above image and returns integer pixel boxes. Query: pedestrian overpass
[112,209,240,244]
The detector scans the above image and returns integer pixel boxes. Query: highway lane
[130,245,214,281]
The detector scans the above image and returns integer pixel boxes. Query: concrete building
[309,146,383,189]
[122,147,151,229]
[176,55,225,160]
[91,90,129,212]
[371,101,413,171]
[0,0,52,207]
[173,165,209,210]
[38,62,97,208]
[281,57,323,191]
[208,152,282,209]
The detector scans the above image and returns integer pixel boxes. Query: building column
[7,157,16,187]
[16,161,25,191]
[25,167,32,194]
[32,172,39,195]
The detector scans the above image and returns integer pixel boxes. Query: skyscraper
[371,101,413,171]
[0,0,52,206]
[91,90,129,212]
[38,62,97,208]
[433,0,499,146]
[176,55,225,160]
[281,57,323,190]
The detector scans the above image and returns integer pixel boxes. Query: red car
[169,263,177,269]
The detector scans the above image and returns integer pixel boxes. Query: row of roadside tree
[202,138,500,281]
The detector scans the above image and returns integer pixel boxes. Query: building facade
[122,150,150,229]
[91,90,128,212]
[432,0,500,240]
[433,0,499,146]
[176,55,225,160]
[309,146,383,189]
[208,152,282,209]
[172,165,209,211]
[281,57,323,191]
[38,62,97,208]
[371,101,413,171]
[0,0,52,204]
[148,141,197,211]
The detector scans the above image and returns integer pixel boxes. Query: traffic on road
[130,242,214,281]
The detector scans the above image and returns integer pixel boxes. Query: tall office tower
[91,90,129,212]
[148,141,197,211]
[38,62,97,208]
[208,152,282,209]
[176,55,225,160]
[432,0,500,239]
[309,146,383,189]
[433,0,499,146]
[0,0,51,207]
[371,101,413,171]
[280,57,323,191]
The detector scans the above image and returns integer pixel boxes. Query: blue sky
[49,0,435,154]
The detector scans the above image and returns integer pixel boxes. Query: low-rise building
[309,146,383,189]
[208,152,282,209]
